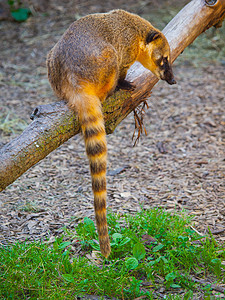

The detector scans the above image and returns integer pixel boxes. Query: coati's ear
[146,31,161,44]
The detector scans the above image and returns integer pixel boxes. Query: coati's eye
[155,54,169,67]
[156,56,163,66]
[155,56,170,69]
[163,56,169,63]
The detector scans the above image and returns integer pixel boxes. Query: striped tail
[69,91,111,258]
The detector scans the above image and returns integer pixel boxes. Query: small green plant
[165,272,181,289]
[125,242,146,270]
[123,276,152,299]
[111,232,131,256]
[211,258,222,277]
[75,216,100,251]
[8,0,31,22]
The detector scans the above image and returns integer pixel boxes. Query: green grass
[0,209,224,299]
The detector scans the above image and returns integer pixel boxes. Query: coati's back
[47,10,157,95]
[47,9,176,258]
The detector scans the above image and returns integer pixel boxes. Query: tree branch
[0,0,225,192]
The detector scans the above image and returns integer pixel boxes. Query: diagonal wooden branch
[0,0,225,192]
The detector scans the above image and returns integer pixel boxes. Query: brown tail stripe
[86,142,107,157]
[95,212,108,229]
[81,115,99,126]
[84,127,105,139]
[94,193,107,209]
[96,224,108,238]
[92,177,106,192]
[90,160,106,174]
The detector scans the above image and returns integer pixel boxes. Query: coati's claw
[116,79,136,91]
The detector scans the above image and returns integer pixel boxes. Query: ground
[0,0,225,257]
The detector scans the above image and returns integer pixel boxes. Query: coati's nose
[165,75,176,85]
[168,78,176,85]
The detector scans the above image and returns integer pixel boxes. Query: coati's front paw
[116,79,136,91]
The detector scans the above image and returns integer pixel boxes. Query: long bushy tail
[69,91,111,258]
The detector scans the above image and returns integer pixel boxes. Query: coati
[47,9,176,258]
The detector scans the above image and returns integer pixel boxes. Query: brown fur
[46,9,175,258]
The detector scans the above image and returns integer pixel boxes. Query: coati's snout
[159,57,176,85]
[150,53,177,85]
[165,77,176,85]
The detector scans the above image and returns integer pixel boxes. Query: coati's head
[138,31,176,85]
